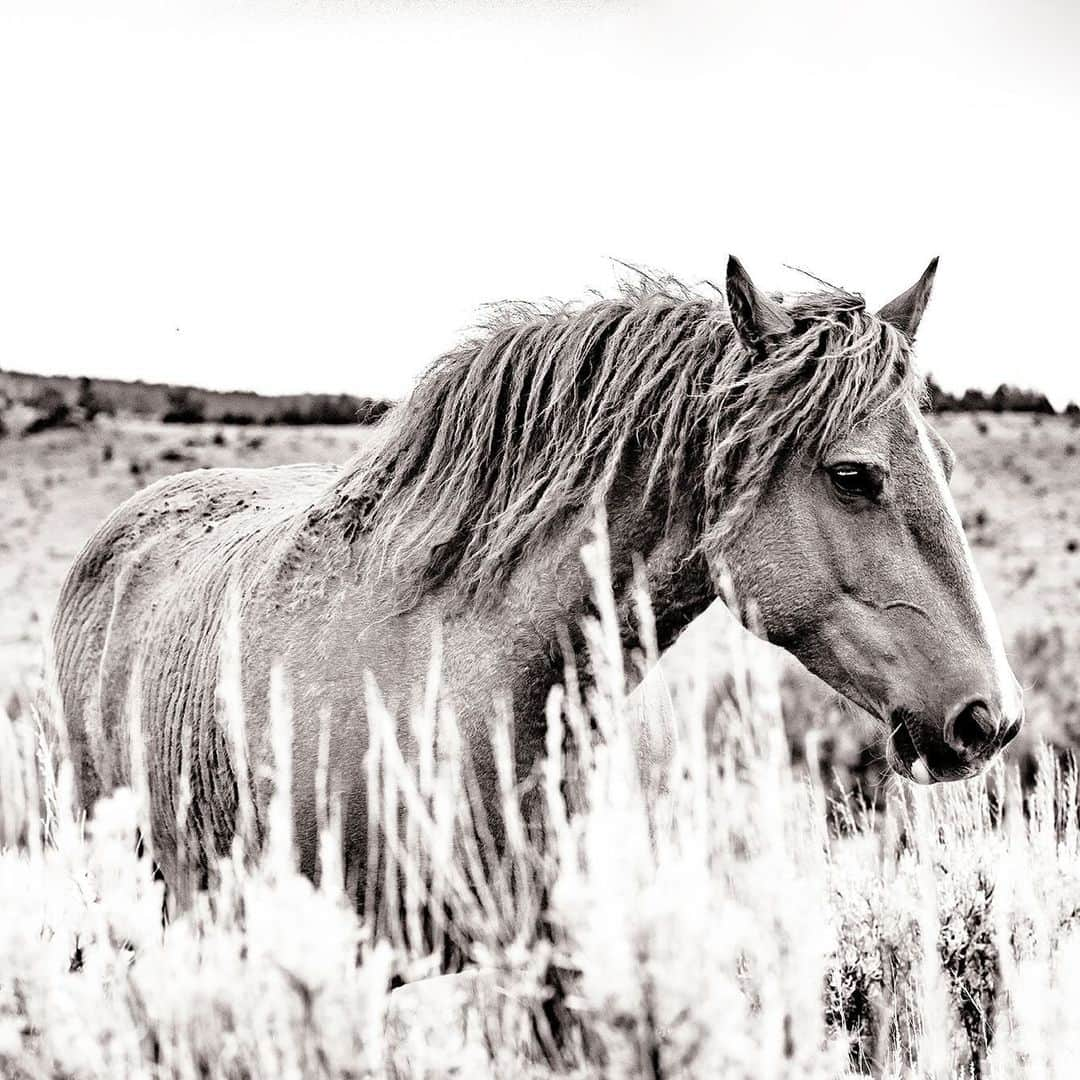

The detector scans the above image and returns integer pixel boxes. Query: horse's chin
[824,691,936,784]
[885,713,936,785]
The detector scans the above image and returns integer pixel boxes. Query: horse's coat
[52,257,1023,891]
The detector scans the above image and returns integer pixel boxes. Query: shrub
[162,386,206,424]
[76,376,114,421]
[159,448,194,464]
[23,386,74,435]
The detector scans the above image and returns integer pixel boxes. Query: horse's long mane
[316,275,920,605]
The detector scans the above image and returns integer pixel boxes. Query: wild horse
[53,256,1024,895]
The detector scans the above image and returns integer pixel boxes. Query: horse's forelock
[700,296,919,553]
[319,277,920,605]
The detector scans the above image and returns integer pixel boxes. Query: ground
[1,412,1078,740]
[945,412,1080,632]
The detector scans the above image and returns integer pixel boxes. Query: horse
[51,256,1024,893]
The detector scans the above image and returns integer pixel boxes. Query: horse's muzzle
[887,702,1024,784]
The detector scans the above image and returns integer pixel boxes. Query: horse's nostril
[944,699,998,757]
[1000,710,1025,748]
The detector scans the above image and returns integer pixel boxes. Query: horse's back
[53,462,337,811]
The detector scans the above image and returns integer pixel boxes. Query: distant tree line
[4,376,394,433]
[926,375,1074,415]
[65,374,1080,424]
[6,367,1076,438]
[161,385,393,426]
[264,394,392,426]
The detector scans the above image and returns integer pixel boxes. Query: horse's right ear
[725,255,794,354]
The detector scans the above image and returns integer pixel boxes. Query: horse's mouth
[885,713,936,785]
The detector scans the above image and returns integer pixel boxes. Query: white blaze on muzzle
[911,405,1021,723]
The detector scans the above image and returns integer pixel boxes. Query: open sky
[2,0,1078,405]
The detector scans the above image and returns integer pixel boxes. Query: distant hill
[3,367,1072,433]
[0,369,393,426]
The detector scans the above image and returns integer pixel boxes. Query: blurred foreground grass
[2,543,1080,1079]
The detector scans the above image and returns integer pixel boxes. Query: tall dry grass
[2,530,1080,1078]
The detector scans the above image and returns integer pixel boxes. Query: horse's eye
[828,463,881,500]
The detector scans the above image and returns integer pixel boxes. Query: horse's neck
[602,462,714,650]
[321,428,713,673]
[497,472,713,676]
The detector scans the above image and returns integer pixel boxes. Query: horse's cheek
[736,515,830,641]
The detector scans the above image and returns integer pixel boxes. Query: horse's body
[55,429,709,882]
[53,258,1024,891]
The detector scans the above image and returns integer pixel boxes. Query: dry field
[1,411,1079,1078]
[2,412,1077,747]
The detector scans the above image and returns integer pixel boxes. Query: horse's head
[720,257,1023,784]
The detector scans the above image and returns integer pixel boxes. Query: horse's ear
[877,257,939,340]
[725,255,794,354]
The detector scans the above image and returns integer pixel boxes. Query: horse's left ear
[726,255,794,354]
[877,257,939,340]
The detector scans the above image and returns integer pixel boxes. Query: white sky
[2,0,1078,405]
